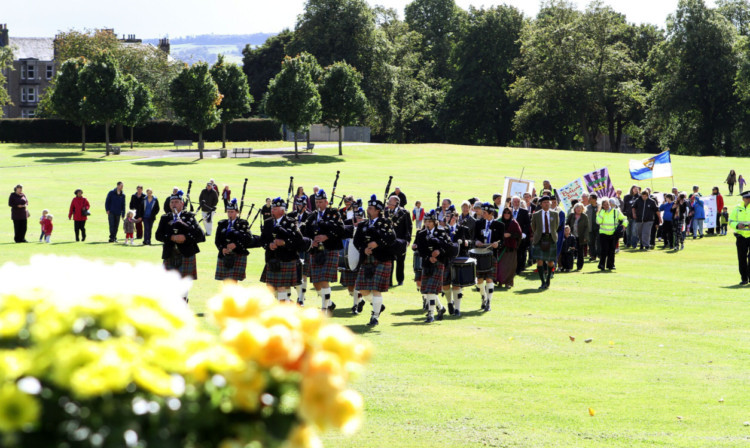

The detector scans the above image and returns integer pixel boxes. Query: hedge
[0,118,282,143]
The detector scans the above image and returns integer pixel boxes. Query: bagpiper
[342,206,366,314]
[214,198,261,282]
[386,194,412,287]
[303,189,346,315]
[353,195,397,327]
[473,202,504,311]
[444,206,472,316]
[260,197,309,302]
[155,190,206,302]
[289,195,312,304]
[415,209,458,323]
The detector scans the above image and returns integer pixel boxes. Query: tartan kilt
[164,255,197,280]
[340,269,357,288]
[532,240,557,262]
[355,255,392,292]
[260,260,298,288]
[476,257,497,278]
[420,262,445,295]
[302,253,311,277]
[309,249,339,283]
[214,255,248,281]
[442,262,452,286]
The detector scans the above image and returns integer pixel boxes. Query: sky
[2,0,720,38]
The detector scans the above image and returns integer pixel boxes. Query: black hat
[226,198,238,211]
[539,195,551,203]
[354,207,366,218]
[424,209,438,221]
[314,189,327,200]
[481,202,495,213]
[294,195,307,205]
[271,197,286,208]
[742,191,750,199]
[445,204,456,217]
[169,190,184,202]
[367,194,384,211]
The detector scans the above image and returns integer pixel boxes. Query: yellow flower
[0,308,27,337]
[0,383,40,432]
[226,365,266,412]
[329,389,363,434]
[257,324,304,368]
[68,340,136,398]
[316,325,372,370]
[0,350,29,381]
[298,308,324,339]
[221,321,269,361]
[208,285,274,325]
[283,424,322,448]
[259,304,302,331]
[299,372,345,430]
[185,345,243,382]
[134,365,180,396]
[305,351,343,378]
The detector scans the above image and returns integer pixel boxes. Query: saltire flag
[583,168,616,198]
[629,150,673,180]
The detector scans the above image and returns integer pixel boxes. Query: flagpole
[520,167,525,179]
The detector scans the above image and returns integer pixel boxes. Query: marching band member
[303,189,345,315]
[155,191,206,303]
[445,209,471,316]
[288,195,311,303]
[416,210,458,323]
[386,195,412,286]
[473,202,504,311]
[214,198,261,282]
[260,198,308,302]
[343,206,366,313]
[354,195,397,327]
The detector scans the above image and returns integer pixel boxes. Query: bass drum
[469,248,493,272]
[345,238,360,271]
[338,240,349,271]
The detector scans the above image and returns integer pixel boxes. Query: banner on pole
[702,195,717,228]
[502,177,535,202]
[558,178,586,212]
[583,168,616,198]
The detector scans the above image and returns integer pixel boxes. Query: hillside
[144,33,275,65]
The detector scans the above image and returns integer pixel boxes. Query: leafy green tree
[242,30,293,107]
[0,46,13,116]
[647,0,739,155]
[78,52,132,155]
[405,0,464,80]
[53,29,121,64]
[121,74,154,149]
[319,62,368,155]
[717,0,750,35]
[263,55,322,158]
[169,62,222,159]
[44,58,88,150]
[441,5,524,145]
[210,54,253,148]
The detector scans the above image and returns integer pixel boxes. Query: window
[20,87,26,102]
[46,65,53,80]
[21,87,36,103]
[26,64,35,80]
[20,65,26,79]
[21,109,36,118]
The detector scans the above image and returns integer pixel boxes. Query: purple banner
[583,168,616,198]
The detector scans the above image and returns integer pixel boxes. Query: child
[39,209,49,242]
[559,225,577,272]
[720,207,729,236]
[740,175,747,193]
[412,200,425,230]
[42,214,53,243]
[123,210,136,245]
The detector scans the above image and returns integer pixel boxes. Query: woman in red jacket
[68,189,91,241]
[496,207,523,288]
[712,186,724,235]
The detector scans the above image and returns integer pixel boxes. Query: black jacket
[215,218,262,257]
[511,207,531,239]
[445,223,472,257]
[388,191,408,207]
[353,217,397,262]
[129,193,146,219]
[198,188,219,213]
[458,214,476,242]
[474,218,505,254]
[260,215,308,262]
[387,206,413,241]
[633,197,659,222]
[155,211,206,259]
[415,227,458,265]
[622,194,637,217]
[303,208,345,251]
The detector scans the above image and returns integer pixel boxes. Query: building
[284,124,371,143]
[0,24,55,118]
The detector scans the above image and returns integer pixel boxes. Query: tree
[78,52,132,155]
[405,0,464,80]
[121,74,154,149]
[45,58,88,150]
[263,55,322,158]
[441,5,524,146]
[169,62,222,159]
[647,0,739,155]
[319,62,368,155]
[717,0,750,35]
[210,54,253,148]
[242,30,293,107]
[0,46,13,116]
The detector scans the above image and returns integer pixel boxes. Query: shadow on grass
[239,154,341,167]
[132,159,196,167]
[392,308,426,316]
[14,151,103,158]
[720,284,747,289]
[344,324,380,334]
[35,157,107,164]
[514,288,546,295]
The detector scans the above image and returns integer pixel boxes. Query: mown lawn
[0,142,748,447]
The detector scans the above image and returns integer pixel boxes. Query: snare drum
[451,257,477,287]
[412,252,423,273]
[338,239,350,271]
[469,248,492,272]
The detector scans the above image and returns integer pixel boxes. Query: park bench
[303,143,314,152]
[110,146,121,155]
[174,140,193,149]
[232,147,253,158]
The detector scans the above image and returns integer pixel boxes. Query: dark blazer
[354,217,397,262]
[260,215,307,262]
[531,209,560,244]
[388,191,407,207]
[155,211,206,259]
[415,227,458,264]
[473,218,505,253]
[105,189,126,217]
[129,193,146,219]
[447,223,473,257]
[303,208,345,251]
[8,193,28,221]
[388,207,413,242]
[458,214,476,242]
[566,212,590,245]
[215,218,262,257]
[512,207,531,239]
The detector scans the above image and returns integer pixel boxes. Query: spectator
[659,194,674,249]
[198,182,219,236]
[551,197,566,264]
[8,184,29,243]
[726,170,737,196]
[720,206,729,236]
[163,186,180,214]
[38,209,49,242]
[129,185,145,240]
[41,214,53,243]
[389,187,408,208]
[596,198,627,271]
[105,182,126,243]
[123,210,136,245]
[68,189,90,242]
[559,226,577,272]
[586,193,600,261]
[510,196,532,274]
[260,198,272,229]
[739,174,746,192]
[671,192,688,250]
[711,187,724,235]
[222,185,231,212]
[632,190,659,250]
[566,203,589,270]
[690,193,705,239]
[412,200,425,230]
[142,188,159,246]
[308,186,319,210]
[497,207,522,287]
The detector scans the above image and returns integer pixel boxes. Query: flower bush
[0,255,369,448]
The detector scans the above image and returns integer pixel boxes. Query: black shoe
[481,299,487,310]
[367,316,379,326]
[538,284,546,290]
[609,266,616,270]
[484,302,491,312]
[599,266,605,271]
[437,307,446,321]
[329,302,336,313]
[425,314,435,323]
[109,239,114,243]
[454,311,461,318]
[297,299,304,307]
[448,302,455,315]
[741,280,749,286]
[379,304,386,314]
[351,305,360,315]
[397,282,403,286]
[357,300,365,313]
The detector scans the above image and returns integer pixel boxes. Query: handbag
[613,212,624,238]
[82,208,91,217]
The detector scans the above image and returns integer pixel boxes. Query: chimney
[0,24,9,47]
[158,37,170,55]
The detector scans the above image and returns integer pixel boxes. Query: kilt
[164,255,197,280]
[355,255,392,292]
[309,249,339,283]
[215,255,248,281]
[340,269,357,288]
[476,257,497,278]
[420,262,445,295]
[302,253,311,277]
[442,262,452,286]
[532,236,557,262]
[260,260,298,288]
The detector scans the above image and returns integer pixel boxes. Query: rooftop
[8,37,54,60]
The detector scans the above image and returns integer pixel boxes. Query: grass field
[1,142,748,447]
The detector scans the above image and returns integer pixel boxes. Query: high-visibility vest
[596,208,627,235]
[729,203,750,238]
